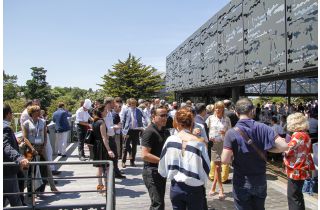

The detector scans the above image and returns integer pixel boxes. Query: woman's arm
[100,122,115,158]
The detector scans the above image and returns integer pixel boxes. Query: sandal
[96,184,104,193]
[208,190,216,196]
[218,191,225,200]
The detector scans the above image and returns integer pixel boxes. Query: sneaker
[79,156,87,161]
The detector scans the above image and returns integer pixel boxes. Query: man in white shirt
[75,99,93,161]
[104,97,125,178]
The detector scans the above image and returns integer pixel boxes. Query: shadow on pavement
[115,187,146,198]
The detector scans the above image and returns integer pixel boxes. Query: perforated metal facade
[166,0,318,92]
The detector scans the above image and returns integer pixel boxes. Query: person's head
[235,98,255,118]
[114,102,122,113]
[287,112,309,132]
[24,100,33,108]
[114,97,123,104]
[27,105,41,119]
[58,102,65,109]
[94,100,102,108]
[93,104,107,121]
[83,99,92,111]
[151,105,168,128]
[206,104,214,114]
[195,103,207,117]
[173,107,194,131]
[214,101,225,118]
[32,99,41,107]
[172,101,178,109]
[223,99,232,109]
[271,116,278,125]
[3,104,13,121]
[104,96,115,110]
[138,99,145,105]
[186,100,192,107]
[128,98,137,108]
[154,98,160,105]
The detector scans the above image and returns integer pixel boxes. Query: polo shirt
[141,123,170,168]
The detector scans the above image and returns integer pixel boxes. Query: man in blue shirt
[53,102,71,157]
[221,98,288,210]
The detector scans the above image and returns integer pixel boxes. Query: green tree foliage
[25,67,52,108]
[47,95,79,119]
[3,71,20,100]
[99,53,164,100]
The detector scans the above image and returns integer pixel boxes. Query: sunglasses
[157,114,168,118]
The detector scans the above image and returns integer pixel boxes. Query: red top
[283,132,315,180]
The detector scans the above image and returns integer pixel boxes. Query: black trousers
[122,129,140,164]
[142,167,167,210]
[287,179,305,210]
[76,125,87,157]
[109,136,121,175]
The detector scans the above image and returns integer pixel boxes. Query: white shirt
[206,115,231,142]
[104,112,115,137]
[75,107,91,124]
[20,108,31,128]
[158,135,210,187]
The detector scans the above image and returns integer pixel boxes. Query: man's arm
[268,136,288,153]
[141,146,160,164]
[221,148,233,164]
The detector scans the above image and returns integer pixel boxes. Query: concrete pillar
[232,87,240,104]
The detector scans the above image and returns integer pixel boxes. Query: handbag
[84,129,95,145]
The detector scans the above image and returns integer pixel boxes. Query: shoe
[115,174,126,179]
[130,162,136,167]
[122,162,126,168]
[218,191,225,200]
[222,179,231,184]
[96,184,105,194]
[61,155,67,158]
[52,170,61,175]
[57,153,62,156]
[79,156,87,161]
[54,180,58,184]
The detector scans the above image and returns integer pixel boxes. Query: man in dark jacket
[3,104,29,206]
[52,102,71,157]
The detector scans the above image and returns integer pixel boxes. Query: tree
[25,67,52,108]
[99,54,164,100]
[3,71,20,100]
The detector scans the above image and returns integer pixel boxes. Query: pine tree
[3,71,20,100]
[99,54,164,100]
[25,67,52,108]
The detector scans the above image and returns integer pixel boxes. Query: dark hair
[24,100,33,108]
[93,104,106,122]
[235,98,254,115]
[114,97,122,103]
[271,116,278,123]
[58,102,65,108]
[151,105,168,116]
[174,107,194,128]
[3,104,12,119]
[195,103,206,114]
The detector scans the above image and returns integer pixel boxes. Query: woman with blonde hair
[284,112,315,210]
[206,101,231,199]
[158,107,210,210]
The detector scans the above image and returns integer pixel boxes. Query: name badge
[35,137,42,144]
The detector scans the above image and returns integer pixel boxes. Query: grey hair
[235,98,254,115]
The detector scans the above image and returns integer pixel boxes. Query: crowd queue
[3,97,318,210]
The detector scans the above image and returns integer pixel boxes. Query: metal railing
[3,160,115,210]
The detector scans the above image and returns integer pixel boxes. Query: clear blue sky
[4,0,230,90]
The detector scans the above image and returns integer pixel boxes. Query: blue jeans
[233,184,267,210]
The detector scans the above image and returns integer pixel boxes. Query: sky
[4,0,230,90]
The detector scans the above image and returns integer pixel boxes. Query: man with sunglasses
[141,105,170,210]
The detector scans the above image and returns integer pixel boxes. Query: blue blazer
[122,108,144,135]
[52,108,71,133]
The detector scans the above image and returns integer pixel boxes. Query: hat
[83,99,92,109]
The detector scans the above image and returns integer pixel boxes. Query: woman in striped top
[158,107,210,210]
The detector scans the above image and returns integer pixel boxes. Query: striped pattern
[158,135,210,187]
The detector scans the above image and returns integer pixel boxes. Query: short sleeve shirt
[141,123,170,168]
[23,118,46,145]
[223,119,276,186]
[75,107,91,124]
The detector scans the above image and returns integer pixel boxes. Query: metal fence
[3,160,115,210]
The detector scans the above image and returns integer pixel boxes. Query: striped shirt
[158,135,210,187]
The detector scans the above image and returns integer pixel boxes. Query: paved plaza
[32,142,318,210]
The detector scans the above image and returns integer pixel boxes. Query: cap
[83,99,92,109]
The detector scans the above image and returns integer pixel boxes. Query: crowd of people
[3,97,318,210]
